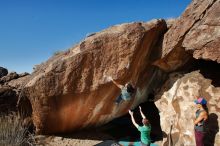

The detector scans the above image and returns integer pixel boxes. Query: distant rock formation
[0,67,8,78]
[0,66,30,114]
[0,84,17,113]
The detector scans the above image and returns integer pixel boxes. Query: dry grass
[0,113,35,146]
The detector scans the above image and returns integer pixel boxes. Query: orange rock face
[24,20,167,134]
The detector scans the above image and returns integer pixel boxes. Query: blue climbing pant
[115,94,123,104]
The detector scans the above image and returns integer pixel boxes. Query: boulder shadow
[52,94,163,145]
[204,113,219,146]
[93,99,163,144]
[55,111,140,142]
[139,100,163,142]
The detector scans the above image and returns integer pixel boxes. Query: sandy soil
[35,130,114,146]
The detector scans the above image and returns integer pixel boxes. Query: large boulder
[163,0,220,63]
[23,20,168,134]
[154,0,220,72]
[155,71,220,145]
[183,0,220,63]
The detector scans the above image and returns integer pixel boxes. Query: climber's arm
[109,77,123,89]
[139,106,146,119]
[129,110,139,129]
[194,111,206,125]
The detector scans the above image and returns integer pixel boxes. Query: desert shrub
[53,50,65,56]
[0,113,35,146]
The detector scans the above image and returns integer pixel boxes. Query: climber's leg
[115,94,123,104]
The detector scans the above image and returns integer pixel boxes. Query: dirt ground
[35,130,114,146]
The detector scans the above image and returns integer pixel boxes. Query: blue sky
[0,0,191,73]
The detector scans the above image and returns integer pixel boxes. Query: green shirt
[138,125,151,145]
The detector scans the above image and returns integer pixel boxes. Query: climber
[194,97,208,146]
[108,76,135,104]
[129,106,151,146]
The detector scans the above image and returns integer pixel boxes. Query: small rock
[0,67,8,78]
[0,72,19,84]
[19,72,30,78]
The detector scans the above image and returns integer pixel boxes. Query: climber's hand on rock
[129,110,133,115]
[139,106,142,111]
[106,76,113,82]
